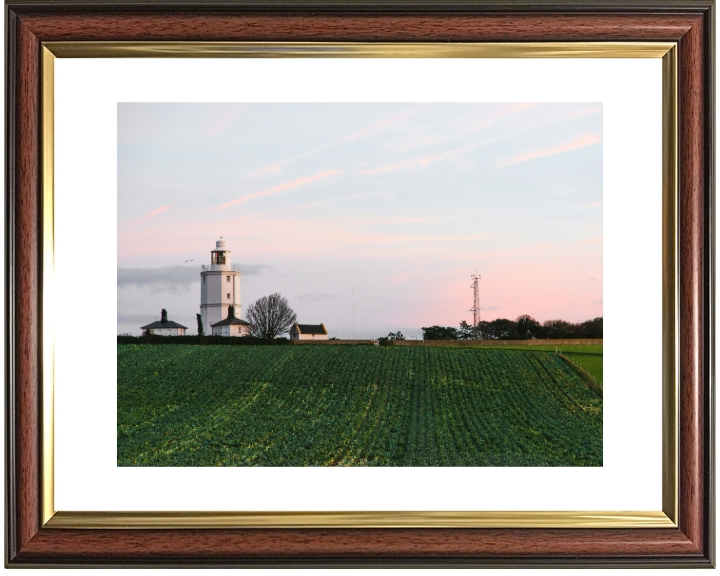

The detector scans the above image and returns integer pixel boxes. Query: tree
[515,314,542,339]
[245,293,297,339]
[458,320,480,340]
[196,313,204,336]
[421,325,459,340]
[542,319,573,339]
[387,331,405,341]
[478,318,516,340]
[577,316,603,338]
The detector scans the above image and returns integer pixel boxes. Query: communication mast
[470,270,481,339]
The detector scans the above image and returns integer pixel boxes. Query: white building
[141,309,187,336]
[200,238,242,334]
[289,323,328,340]
[211,305,251,337]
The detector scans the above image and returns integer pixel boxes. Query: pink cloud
[209,170,342,212]
[497,133,603,168]
[245,163,282,179]
[138,205,171,222]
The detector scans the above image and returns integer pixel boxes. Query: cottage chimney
[228,306,235,319]
[161,309,168,323]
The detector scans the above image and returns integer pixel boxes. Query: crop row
[118,344,602,467]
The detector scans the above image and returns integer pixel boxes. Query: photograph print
[117,102,603,467]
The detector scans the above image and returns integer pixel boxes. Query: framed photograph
[5,0,714,567]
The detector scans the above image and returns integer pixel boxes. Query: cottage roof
[211,305,250,327]
[141,319,187,329]
[141,309,187,330]
[212,317,251,327]
[294,323,327,335]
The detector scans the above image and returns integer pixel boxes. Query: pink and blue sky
[117,103,602,338]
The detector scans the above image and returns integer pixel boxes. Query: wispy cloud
[223,191,378,224]
[117,264,269,291]
[338,107,426,144]
[362,137,488,176]
[244,106,428,179]
[362,117,558,176]
[209,170,342,212]
[497,133,602,168]
[565,105,603,120]
[350,216,448,226]
[362,155,441,175]
[301,231,498,245]
[138,205,171,222]
[395,103,542,154]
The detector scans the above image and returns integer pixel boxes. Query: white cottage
[211,305,251,337]
[289,323,328,340]
[141,309,187,336]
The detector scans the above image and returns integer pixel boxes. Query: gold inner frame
[40,41,678,529]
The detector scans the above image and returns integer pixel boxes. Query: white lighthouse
[200,239,242,334]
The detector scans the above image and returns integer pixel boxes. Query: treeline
[422,316,603,341]
[117,334,290,346]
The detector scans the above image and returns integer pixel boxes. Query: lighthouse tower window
[227,293,231,299]
[226,276,230,282]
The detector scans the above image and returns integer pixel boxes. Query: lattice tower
[470,271,481,338]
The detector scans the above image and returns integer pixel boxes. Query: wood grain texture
[17,528,702,558]
[5,2,714,567]
[678,11,706,553]
[18,12,697,42]
[14,12,41,556]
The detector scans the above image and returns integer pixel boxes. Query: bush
[117,334,290,346]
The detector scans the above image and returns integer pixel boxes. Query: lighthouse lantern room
[200,239,242,333]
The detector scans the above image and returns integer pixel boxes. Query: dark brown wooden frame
[5,0,715,567]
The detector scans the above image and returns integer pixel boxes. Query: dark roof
[141,320,188,330]
[294,323,327,335]
[212,317,251,327]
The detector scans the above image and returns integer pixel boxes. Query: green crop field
[464,344,604,386]
[118,344,602,467]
